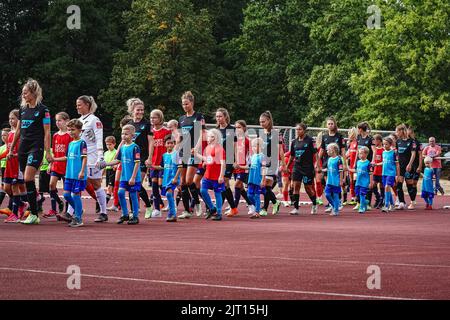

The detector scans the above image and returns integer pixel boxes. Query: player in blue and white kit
[153,135,182,222]
[353,147,373,214]
[103,125,142,225]
[381,137,400,212]
[421,157,435,210]
[55,119,88,227]
[325,143,343,216]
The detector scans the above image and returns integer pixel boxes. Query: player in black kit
[177,91,206,219]
[8,79,52,224]
[395,124,417,210]
[286,123,317,215]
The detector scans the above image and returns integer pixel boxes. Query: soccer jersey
[321,132,345,164]
[355,159,372,188]
[357,135,374,161]
[412,138,421,168]
[235,136,250,174]
[382,149,397,177]
[79,113,104,167]
[51,132,72,175]
[19,104,51,151]
[65,139,88,181]
[131,119,152,160]
[151,126,171,166]
[396,138,416,168]
[161,151,181,187]
[347,140,358,170]
[290,135,316,175]
[104,149,117,171]
[248,153,266,185]
[218,124,237,164]
[0,145,6,169]
[326,156,343,187]
[178,112,206,155]
[117,143,141,183]
[203,144,225,181]
[372,147,383,176]
[1,132,20,179]
[422,168,434,193]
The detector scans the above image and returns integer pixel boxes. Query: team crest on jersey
[96,122,103,129]
[206,156,213,164]
[34,112,39,117]
[141,125,146,130]
[135,152,141,160]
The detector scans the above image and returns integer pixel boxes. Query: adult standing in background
[422,137,444,195]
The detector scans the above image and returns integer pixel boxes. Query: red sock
[283,190,289,201]
[113,181,119,207]
[350,181,355,198]
[85,183,97,200]
[315,181,323,198]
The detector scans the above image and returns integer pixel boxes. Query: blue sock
[384,191,391,207]
[72,194,83,220]
[215,191,223,216]
[118,188,128,217]
[130,191,139,218]
[333,193,340,213]
[200,188,214,210]
[325,193,334,209]
[64,192,75,211]
[166,192,176,217]
[253,193,261,212]
[359,195,366,211]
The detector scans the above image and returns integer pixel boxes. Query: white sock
[95,188,107,215]
[67,204,74,215]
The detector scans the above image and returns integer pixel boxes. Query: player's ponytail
[21,78,43,107]
[77,95,98,113]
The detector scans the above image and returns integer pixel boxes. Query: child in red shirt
[195,129,226,221]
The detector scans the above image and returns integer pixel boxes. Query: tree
[100,0,219,127]
[18,0,131,133]
[351,0,450,140]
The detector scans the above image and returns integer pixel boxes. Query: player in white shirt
[76,96,108,222]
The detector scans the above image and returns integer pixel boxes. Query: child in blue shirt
[352,147,373,214]
[422,156,434,210]
[152,135,182,222]
[381,137,400,212]
[103,125,142,225]
[53,119,87,227]
[239,138,266,219]
[325,143,344,216]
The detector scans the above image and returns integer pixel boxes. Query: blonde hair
[326,143,339,154]
[181,91,195,103]
[216,108,230,126]
[348,127,358,140]
[315,131,323,147]
[21,79,43,107]
[126,98,145,115]
[359,146,369,155]
[150,109,164,125]
[252,137,263,148]
[77,95,98,113]
[122,124,136,134]
[424,156,433,164]
[167,119,178,128]
[207,129,222,144]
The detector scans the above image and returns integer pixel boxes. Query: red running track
[0,195,449,300]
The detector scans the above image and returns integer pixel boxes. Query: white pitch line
[2,240,450,269]
[0,267,423,300]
